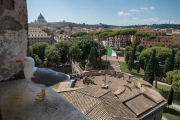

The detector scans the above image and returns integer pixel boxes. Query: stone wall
[143,107,164,120]
[71,61,83,74]
[0,0,28,81]
[71,61,136,81]
[72,69,134,81]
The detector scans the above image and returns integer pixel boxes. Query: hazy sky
[27,0,180,26]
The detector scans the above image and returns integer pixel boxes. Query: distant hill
[121,24,180,29]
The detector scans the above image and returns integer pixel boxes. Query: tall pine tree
[154,60,160,88]
[98,49,102,70]
[143,49,156,85]
[164,49,175,76]
[88,47,95,68]
[168,87,174,107]
[128,44,137,72]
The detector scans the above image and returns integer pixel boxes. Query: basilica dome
[38,13,44,20]
[36,13,47,24]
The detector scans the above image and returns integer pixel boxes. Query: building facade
[28,28,54,46]
[138,27,180,48]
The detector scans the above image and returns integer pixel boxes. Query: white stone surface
[0,0,28,80]
[0,79,90,120]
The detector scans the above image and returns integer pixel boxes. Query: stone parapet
[0,79,90,120]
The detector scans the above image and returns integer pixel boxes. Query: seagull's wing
[31,68,70,87]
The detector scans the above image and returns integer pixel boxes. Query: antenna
[169,17,171,24]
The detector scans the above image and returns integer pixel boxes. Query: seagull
[16,57,71,102]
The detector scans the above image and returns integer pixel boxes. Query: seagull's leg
[42,88,45,99]
[35,88,44,102]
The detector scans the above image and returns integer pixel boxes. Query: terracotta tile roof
[143,86,165,103]
[100,97,137,119]
[138,79,152,87]
[60,90,100,114]
[125,94,156,116]
[76,86,110,98]
[100,90,118,100]
[116,86,141,102]
[138,100,167,119]
[61,74,167,119]
[60,86,137,120]
[113,85,126,95]
[86,103,114,120]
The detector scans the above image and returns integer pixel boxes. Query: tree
[88,47,96,68]
[97,43,107,69]
[148,34,156,40]
[133,37,141,46]
[164,49,175,76]
[137,44,144,53]
[165,70,178,84]
[99,31,110,46]
[124,46,132,63]
[168,87,174,107]
[174,51,180,69]
[121,29,137,46]
[128,44,137,72]
[31,42,49,61]
[70,31,87,39]
[56,27,61,29]
[154,60,159,88]
[69,44,83,62]
[55,40,70,65]
[165,70,180,90]
[134,31,147,38]
[107,31,117,48]
[59,30,65,34]
[143,49,156,85]
[139,47,171,67]
[136,62,140,73]
[78,36,98,60]
[31,54,42,67]
[44,46,60,67]
[172,43,179,49]
[172,73,180,91]
[95,31,103,42]
[98,49,102,70]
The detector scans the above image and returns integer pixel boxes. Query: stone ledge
[0,79,90,120]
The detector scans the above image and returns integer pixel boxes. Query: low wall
[116,72,125,78]
[71,61,138,83]
[124,73,134,81]
[91,70,101,76]
[71,61,83,74]
[74,70,134,81]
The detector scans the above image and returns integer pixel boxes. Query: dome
[38,13,44,20]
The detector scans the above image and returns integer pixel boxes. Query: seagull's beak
[16,60,23,63]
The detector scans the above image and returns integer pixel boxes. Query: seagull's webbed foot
[35,88,45,103]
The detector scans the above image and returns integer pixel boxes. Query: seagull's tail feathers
[65,74,71,81]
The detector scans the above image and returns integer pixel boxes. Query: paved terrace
[101,55,125,72]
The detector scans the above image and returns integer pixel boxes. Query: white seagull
[16,57,71,102]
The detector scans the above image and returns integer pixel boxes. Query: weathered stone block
[0,0,27,81]
[0,79,90,120]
